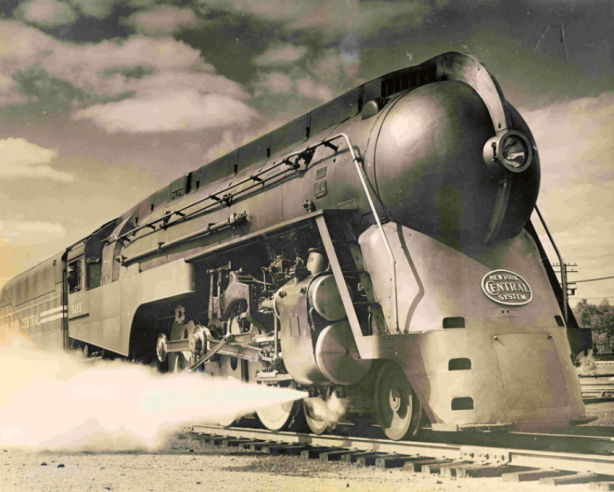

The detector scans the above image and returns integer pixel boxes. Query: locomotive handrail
[327,133,399,334]
[534,205,568,325]
[119,212,248,266]
[108,130,400,330]
[114,53,506,252]
[104,140,321,247]
[103,160,288,246]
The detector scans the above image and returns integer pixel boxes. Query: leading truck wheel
[303,397,330,435]
[374,362,422,441]
[167,322,196,373]
[256,383,305,431]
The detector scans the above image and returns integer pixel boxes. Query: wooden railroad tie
[539,472,610,486]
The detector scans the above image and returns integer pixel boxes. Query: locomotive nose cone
[373,81,539,246]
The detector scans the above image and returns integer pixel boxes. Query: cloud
[202,113,298,163]
[123,5,200,36]
[254,48,359,105]
[0,138,74,182]
[254,43,308,66]
[522,94,614,299]
[73,90,259,133]
[254,72,293,95]
[197,0,439,38]
[12,65,89,112]
[0,74,27,105]
[114,71,249,101]
[339,34,360,63]
[69,0,115,19]
[522,93,614,190]
[308,48,360,90]
[43,35,209,75]
[128,0,158,8]
[0,21,258,133]
[295,78,333,102]
[254,72,332,103]
[14,0,78,27]
[0,221,67,246]
[203,130,239,163]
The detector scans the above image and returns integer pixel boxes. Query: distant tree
[574,299,614,346]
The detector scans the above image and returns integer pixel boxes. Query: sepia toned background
[0,0,613,308]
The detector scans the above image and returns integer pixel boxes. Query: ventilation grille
[380,63,437,98]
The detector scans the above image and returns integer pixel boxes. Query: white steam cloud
[0,337,306,450]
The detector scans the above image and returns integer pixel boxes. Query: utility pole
[553,262,578,296]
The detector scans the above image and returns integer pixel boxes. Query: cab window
[67,258,83,294]
[87,257,102,289]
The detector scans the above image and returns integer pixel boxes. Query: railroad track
[188,424,614,488]
[580,374,614,402]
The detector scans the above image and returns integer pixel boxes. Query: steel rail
[192,425,460,460]
[190,424,614,475]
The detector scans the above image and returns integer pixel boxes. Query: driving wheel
[256,382,305,431]
[374,362,422,440]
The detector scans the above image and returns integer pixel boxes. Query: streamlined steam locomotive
[0,53,592,439]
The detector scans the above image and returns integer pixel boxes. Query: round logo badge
[481,270,532,306]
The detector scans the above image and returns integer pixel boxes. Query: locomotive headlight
[483,130,533,173]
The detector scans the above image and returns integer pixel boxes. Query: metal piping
[105,146,311,246]
[274,315,279,361]
[120,212,247,266]
[328,133,399,333]
[187,339,228,373]
[110,129,399,331]
[534,205,568,325]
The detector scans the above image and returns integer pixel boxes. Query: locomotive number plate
[482,270,532,306]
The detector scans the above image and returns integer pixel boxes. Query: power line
[575,276,614,284]
[573,297,614,300]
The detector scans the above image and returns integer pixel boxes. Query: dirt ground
[7,403,614,492]
[0,432,569,492]
[2,396,613,492]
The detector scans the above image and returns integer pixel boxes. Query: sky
[0,0,613,308]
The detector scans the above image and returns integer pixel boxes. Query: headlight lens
[483,130,533,173]
[501,135,528,169]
